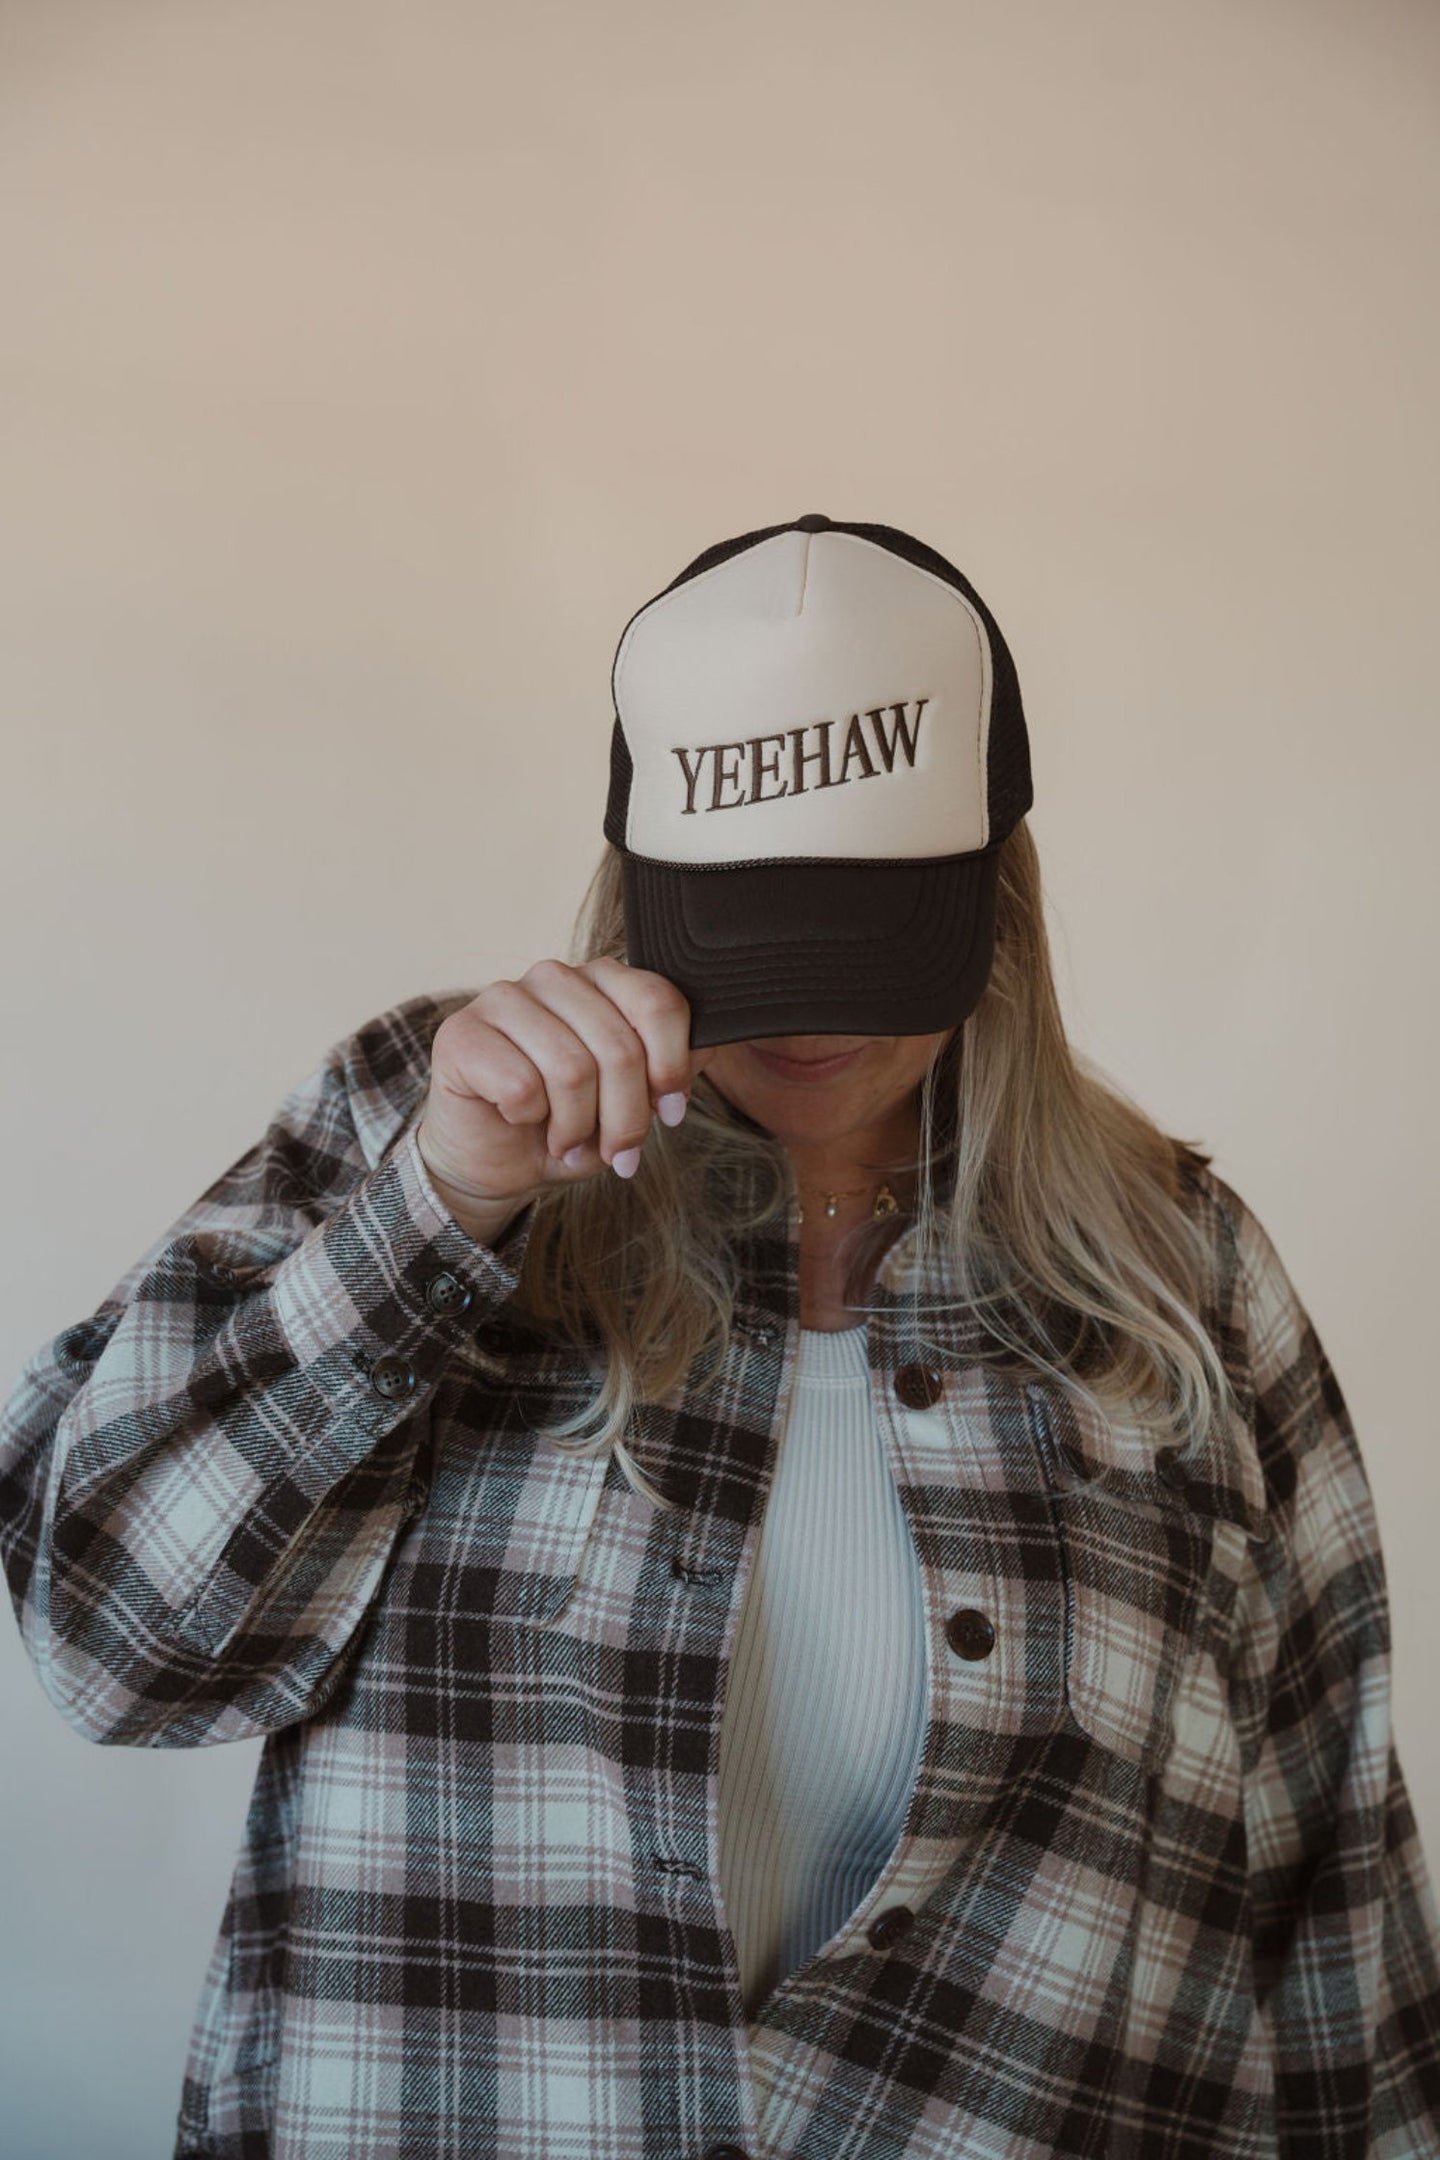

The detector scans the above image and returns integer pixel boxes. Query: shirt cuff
[268,1118,538,1437]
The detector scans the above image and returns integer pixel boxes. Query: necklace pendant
[872,1183,899,1217]
[824,1194,840,1219]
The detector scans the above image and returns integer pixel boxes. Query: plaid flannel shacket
[3,992,1440,2160]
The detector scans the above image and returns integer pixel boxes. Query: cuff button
[425,1269,473,1317]
[370,1354,417,1400]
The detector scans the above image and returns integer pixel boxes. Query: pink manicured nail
[612,1147,642,1178]
[562,1144,587,1168]
[657,1092,687,1127]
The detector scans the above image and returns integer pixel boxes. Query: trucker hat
[602,511,1033,1048]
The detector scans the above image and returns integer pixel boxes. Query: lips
[747,1044,864,1080]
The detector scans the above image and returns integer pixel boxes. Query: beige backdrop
[2,2,1438,2152]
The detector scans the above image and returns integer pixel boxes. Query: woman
[3,515,1439,2158]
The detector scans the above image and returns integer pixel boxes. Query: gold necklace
[797,1180,902,1226]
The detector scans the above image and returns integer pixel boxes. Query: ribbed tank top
[715,1323,930,2020]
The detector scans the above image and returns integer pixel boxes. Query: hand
[414,957,720,1218]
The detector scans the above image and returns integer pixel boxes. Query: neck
[786,1104,922,1205]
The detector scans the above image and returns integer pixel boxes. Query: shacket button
[1155,1446,1190,1492]
[369,1354,417,1400]
[1060,1438,1091,1480]
[946,1607,997,1660]
[701,2145,753,2160]
[894,1363,946,1409]
[58,1323,104,1365]
[424,1269,473,1317]
[866,1905,916,1950]
[671,1555,727,1587]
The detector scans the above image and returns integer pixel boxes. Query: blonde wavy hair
[504,819,1233,1510]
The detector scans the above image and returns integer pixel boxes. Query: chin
[714,1084,863,1146]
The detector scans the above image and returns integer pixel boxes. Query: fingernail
[563,1144,587,1168]
[612,1146,642,1178]
[657,1091,687,1127]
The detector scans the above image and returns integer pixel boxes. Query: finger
[515,960,655,1167]
[577,956,702,1121]
[434,1001,558,1131]
[465,980,600,1154]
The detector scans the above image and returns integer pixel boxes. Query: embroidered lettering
[789,717,835,795]
[867,701,925,771]
[838,712,878,784]
[750,733,789,804]
[710,742,746,811]
[668,699,927,814]
[672,744,707,817]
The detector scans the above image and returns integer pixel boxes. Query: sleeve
[0,993,538,1750]
[1218,1181,1440,2154]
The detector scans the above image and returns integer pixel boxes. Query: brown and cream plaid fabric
[3,991,1439,2158]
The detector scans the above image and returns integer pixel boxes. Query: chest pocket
[407,1333,613,1629]
[1027,1385,1219,1771]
